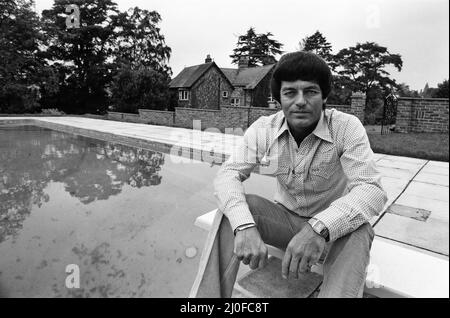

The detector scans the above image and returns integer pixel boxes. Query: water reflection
[0,126,165,243]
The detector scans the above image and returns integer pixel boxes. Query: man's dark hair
[270,51,333,107]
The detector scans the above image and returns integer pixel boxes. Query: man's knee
[348,223,375,250]
[357,223,375,241]
[332,223,374,256]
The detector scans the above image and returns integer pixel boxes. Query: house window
[222,91,229,98]
[179,90,189,101]
[230,98,240,107]
[268,94,275,103]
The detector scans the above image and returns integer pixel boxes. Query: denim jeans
[190,194,375,298]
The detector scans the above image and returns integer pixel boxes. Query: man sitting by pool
[191,51,387,298]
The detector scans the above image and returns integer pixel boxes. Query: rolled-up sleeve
[314,116,388,241]
[213,121,266,232]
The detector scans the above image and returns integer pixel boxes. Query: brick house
[169,55,276,109]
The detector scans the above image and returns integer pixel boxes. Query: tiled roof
[231,64,275,89]
[169,63,214,88]
[221,64,275,89]
[170,62,275,90]
[221,68,239,84]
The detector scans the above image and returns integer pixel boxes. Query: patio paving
[1,116,449,297]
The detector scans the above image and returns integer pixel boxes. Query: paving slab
[375,213,449,256]
[380,154,428,165]
[420,164,449,176]
[378,166,417,180]
[403,181,449,202]
[373,153,387,161]
[386,204,431,221]
[376,158,426,171]
[395,194,449,223]
[427,161,449,168]
[413,171,449,186]
[381,176,409,190]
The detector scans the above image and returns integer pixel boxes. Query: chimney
[205,54,212,63]
[238,56,249,69]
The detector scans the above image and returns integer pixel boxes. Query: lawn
[367,132,449,162]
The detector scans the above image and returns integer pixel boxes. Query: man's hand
[234,227,268,270]
[281,224,326,279]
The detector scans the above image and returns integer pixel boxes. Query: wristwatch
[308,218,330,242]
[234,223,256,236]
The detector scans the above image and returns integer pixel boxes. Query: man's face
[280,79,326,132]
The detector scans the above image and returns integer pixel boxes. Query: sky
[34,0,449,91]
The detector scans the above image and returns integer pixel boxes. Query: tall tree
[230,27,283,67]
[396,83,420,98]
[0,0,56,113]
[110,7,172,112]
[299,31,337,70]
[41,0,119,114]
[111,65,171,113]
[335,42,403,96]
[112,7,172,76]
[333,42,402,123]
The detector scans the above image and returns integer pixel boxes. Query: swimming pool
[0,124,274,297]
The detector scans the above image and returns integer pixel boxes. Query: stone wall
[330,104,351,114]
[175,107,222,130]
[396,98,449,133]
[174,106,279,131]
[107,111,146,123]
[107,92,368,133]
[349,92,366,124]
[248,106,278,125]
[138,109,175,126]
[107,111,124,121]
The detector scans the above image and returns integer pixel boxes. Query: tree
[41,0,120,114]
[432,79,448,98]
[109,6,172,112]
[396,83,420,98]
[327,75,354,105]
[333,42,402,123]
[41,1,172,114]
[335,42,403,96]
[110,65,172,113]
[0,0,56,113]
[112,7,172,77]
[230,27,283,67]
[299,31,337,71]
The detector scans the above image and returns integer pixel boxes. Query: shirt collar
[312,111,333,143]
[275,111,333,143]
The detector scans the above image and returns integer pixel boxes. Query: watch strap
[234,223,256,236]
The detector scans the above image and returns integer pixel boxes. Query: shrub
[40,108,65,115]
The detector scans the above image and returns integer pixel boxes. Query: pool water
[0,125,275,297]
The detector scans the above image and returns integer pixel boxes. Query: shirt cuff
[312,209,347,242]
[223,206,256,233]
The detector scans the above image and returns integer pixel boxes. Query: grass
[367,132,449,162]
